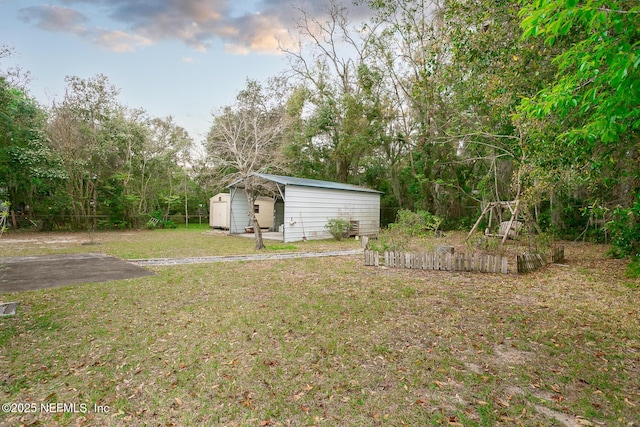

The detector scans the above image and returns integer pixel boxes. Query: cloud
[18,0,372,55]
[93,29,154,52]
[18,5,88,34]
[224,12,296,55]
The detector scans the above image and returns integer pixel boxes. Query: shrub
[388,209,442,236]
[325,218,352,241]
[607,195,640,278]
[607,195,640,259]
[369,209,443,253]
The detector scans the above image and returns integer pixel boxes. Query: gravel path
[129,249,363,266]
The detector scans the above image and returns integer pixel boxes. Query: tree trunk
[245,187,265,250]
[252,215,265,250]
[184,172,189,228]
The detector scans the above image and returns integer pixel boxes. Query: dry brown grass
[1,233,638,426]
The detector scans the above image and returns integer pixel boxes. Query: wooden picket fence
[364,246,565,275]
[550,246,565,263]
[517,246,565,273]
[364,250,510,273]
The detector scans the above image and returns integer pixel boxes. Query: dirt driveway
[0,253,154,293]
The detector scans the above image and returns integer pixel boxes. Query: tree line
[1,0,638,258]
[0,69,206,230]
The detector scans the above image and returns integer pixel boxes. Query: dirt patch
[534,405,579,427]
[0,234,83,244]
[493,344,533,366]
[0,253,154,293]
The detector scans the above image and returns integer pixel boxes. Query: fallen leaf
[497,399,510,407]
[415,399,429,407]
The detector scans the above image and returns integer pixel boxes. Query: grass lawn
[1,230,638,426]
[0,226,361,259]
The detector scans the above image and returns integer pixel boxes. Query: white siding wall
[229,188,251,234]
[228,190,275,232]
[283,186,380,243]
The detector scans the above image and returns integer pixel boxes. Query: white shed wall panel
[229,188,251,234]
[228,189,275,232]
[283,186,380,243]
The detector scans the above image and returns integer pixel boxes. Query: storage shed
[228,173,381,242]
[210,192,274,229]
[209,193,230,228]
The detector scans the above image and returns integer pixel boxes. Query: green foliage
[0,77,66,218]
[519,0,640,170]
[626,257,640,280]
[607,194,640,259]
[369,209,442,252]
[42,74,199,231]
[369,227,416,253]
[388,209,442,236]
[324,218,352,241]
[146,210,176,229]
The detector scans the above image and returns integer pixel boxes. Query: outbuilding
[209,193,230,229]
[209,192,274,230]
[227,173,381,242]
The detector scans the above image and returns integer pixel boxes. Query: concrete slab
[235,231,284,241]
[0,253,154,293]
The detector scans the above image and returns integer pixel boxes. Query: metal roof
[231,173,382,194]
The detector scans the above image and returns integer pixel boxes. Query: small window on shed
[218,196,222,201]
[254,204,260,213]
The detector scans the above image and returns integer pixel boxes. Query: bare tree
[282,1,385,183]
[206,79,289,249]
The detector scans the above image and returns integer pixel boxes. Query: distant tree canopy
[0,71,200,230]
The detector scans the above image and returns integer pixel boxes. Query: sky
[0,0,371,144]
